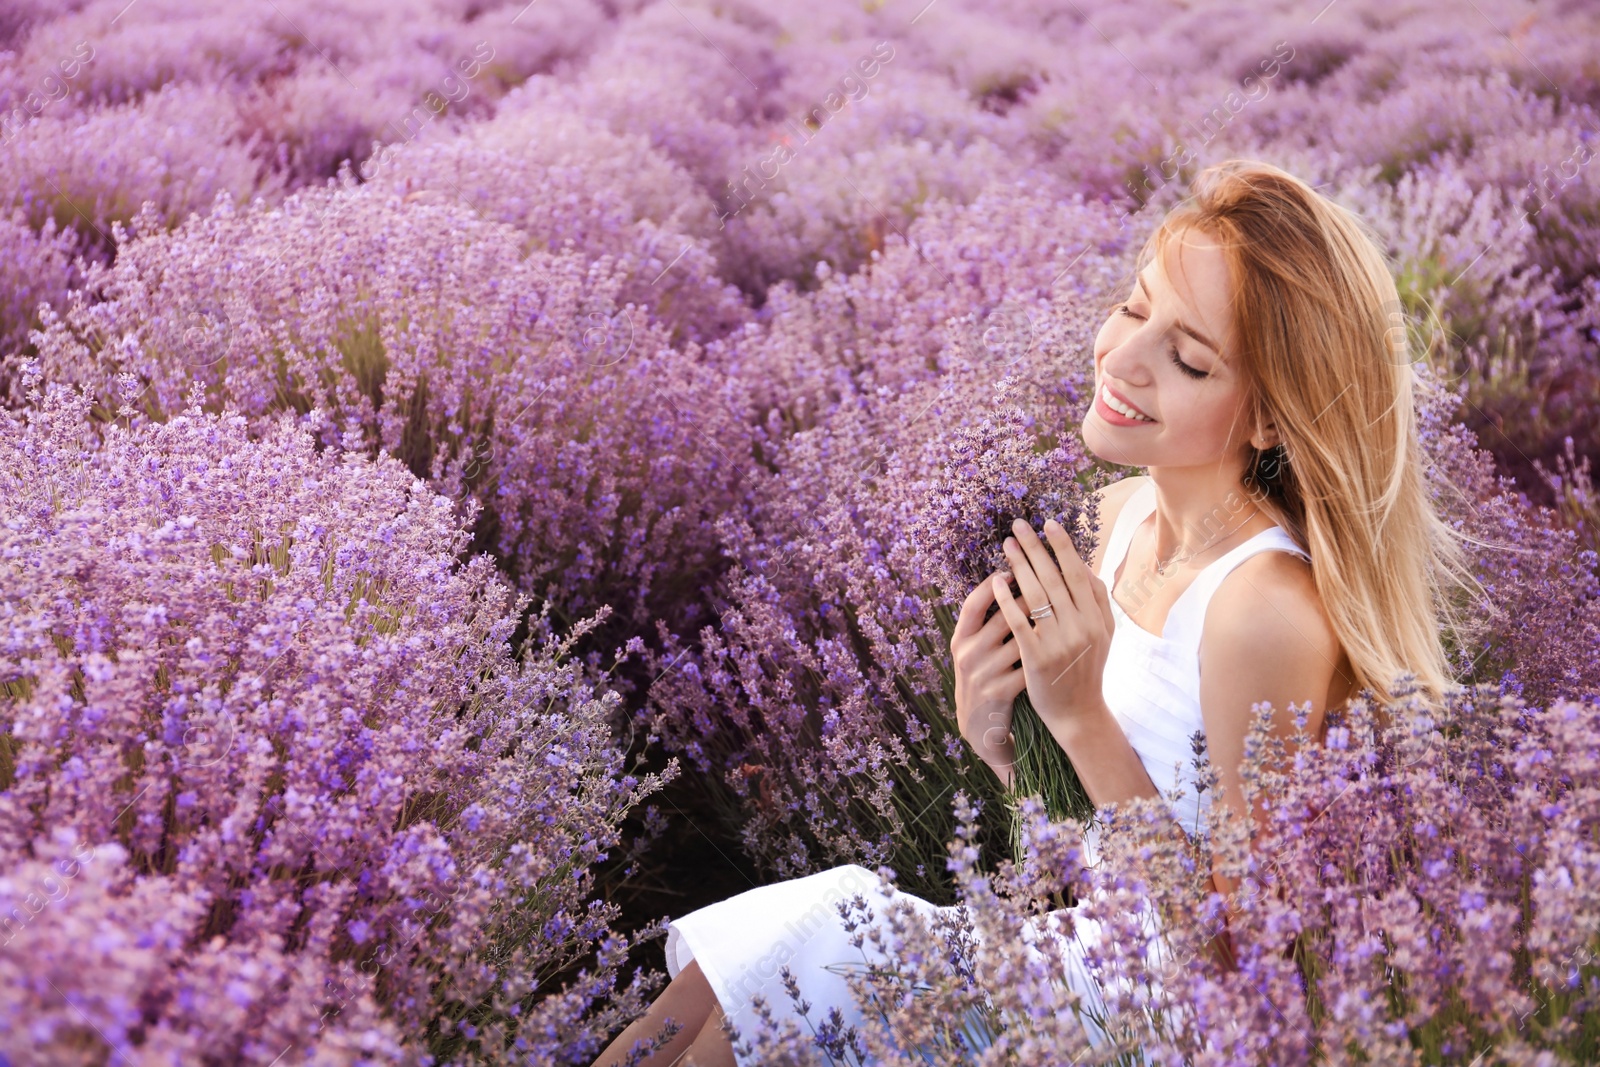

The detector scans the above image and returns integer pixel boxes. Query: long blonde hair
[1133,159,1485,713]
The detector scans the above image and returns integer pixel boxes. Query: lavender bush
[0,376,673,1064]
[0,80,284,255]
[0,208,77,358]
[741,681,1600,1065]
[18,177,757,666]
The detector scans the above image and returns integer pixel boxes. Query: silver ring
[1028,603,1055,620]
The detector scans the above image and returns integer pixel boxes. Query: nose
[1098,328,1153,387]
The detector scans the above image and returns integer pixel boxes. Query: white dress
[663,480,1311,1062]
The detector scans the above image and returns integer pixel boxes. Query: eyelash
[1114,303,1208,380]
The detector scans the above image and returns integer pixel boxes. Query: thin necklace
[1151,506,1262,577]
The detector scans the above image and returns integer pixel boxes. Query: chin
[1080,418,1134,466]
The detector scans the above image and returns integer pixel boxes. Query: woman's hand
[992,517,1115,738]
[951,568,1028,787]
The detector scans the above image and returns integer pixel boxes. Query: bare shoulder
[1083,474,1151,575]
[1200,549,1343,717]
[1207,550,1332,651]
[1196,548,1346,854]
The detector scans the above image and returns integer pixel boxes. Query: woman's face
[1084,229,1265,472]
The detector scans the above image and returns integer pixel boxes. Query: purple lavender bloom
[909,392,1103,611]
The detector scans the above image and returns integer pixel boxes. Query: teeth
[1103,385,1153,421]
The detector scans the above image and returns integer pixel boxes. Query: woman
[591,159,1479,1066]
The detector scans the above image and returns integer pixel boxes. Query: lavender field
[2,0,1599,1063]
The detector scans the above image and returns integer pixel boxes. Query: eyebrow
[1134,269,1222,355]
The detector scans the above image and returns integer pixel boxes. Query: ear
[1250,415,1282,452]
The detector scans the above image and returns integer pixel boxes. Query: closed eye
[1115,304,1208,380]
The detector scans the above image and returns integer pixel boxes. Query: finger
[953,568,1002,640]
[1043,518,1098,619]
[981,600,1016,649]
[1087,570,1113,633]
[981,619,1023,672]
[1002,657,1028,695]
[1001,532,1053,621]
[991,572,1035,650]
[1013,518,1075,616]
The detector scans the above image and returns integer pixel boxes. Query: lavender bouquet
[911,394,1107,841]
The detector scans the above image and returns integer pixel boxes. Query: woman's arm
[1193,553,1342,960]
[1048,703,1243,972]
[1197,555,1339,889]
[1046,550,1340,971]
[1043,704,1166,812]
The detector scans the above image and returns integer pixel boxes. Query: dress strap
[1161,529,1311,653]
[1096,479,1157,593]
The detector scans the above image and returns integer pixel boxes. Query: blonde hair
[1133,159,1485,715]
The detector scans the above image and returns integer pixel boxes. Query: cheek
[1172,394,1243,446]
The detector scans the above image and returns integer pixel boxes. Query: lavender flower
[909,384,1103,610]
[908,386,1105,830]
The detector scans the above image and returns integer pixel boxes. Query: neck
[1143,465,1273,564]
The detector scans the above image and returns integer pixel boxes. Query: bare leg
[591,958,720,1067]
[682,1002,739,1067]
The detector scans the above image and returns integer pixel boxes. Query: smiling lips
[1099,382,1155,422]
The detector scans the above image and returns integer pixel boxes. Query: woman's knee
[685,1004,738,1067]
[590,960,719,1067]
